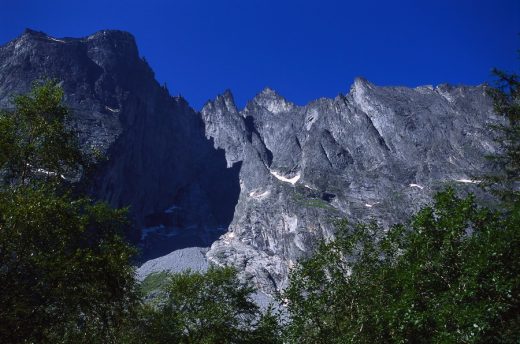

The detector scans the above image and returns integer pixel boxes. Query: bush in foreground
[284,189,520,343]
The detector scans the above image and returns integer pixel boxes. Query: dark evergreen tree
[483,67,520,205]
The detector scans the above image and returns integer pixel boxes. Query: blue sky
[1,0,519,109]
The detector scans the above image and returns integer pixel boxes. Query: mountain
[201,79,499,292]
[0,29,241,260]
[0,29,500,294]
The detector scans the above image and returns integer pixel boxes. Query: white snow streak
[270,170,300,185]
[455,179,481,184]
[48,37,66,43]
[248,190,271,200]
[105,106,120,113]
[410,183,424,189]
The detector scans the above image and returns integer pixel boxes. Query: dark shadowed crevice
[244,115,273,166]
[136,138,242,263]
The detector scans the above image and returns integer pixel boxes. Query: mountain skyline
[0,28,501,293]
[1,0,519,109]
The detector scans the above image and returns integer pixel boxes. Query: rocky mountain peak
[250,87,294,114]
[84,30,139,58]
[214,89,238,113]
[0,30,242,261]
[203,76,499,293]
[0,29,502,297]
[350,76,375,96]
[22,28,48,38]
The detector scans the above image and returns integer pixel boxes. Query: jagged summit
[248,87,295,114]
[203,75,498,293]
[222,88,234,98]
[350,76,374,92]
[254,87,286,101]
[0,29,501,295]
[22,28,47,37]
[206,89,239,114]
[12,28,136,46]
[19,27,135,40]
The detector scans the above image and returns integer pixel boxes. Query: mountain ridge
[0,29,500,294]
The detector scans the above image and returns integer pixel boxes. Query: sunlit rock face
[201,78,500,293]
[0,29,241,258]
[0,29,500,294]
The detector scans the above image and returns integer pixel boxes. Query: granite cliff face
[0,29,241,259]
[0,30,500,293]
[201,80,499,293]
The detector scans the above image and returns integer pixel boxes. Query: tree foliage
[284,189,520,343]
[484,68,520,205]
[0,186,137,343]
[0,81,138,343]
[125,267,283,344]
[0,80,83,186]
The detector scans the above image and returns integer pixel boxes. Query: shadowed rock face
[0,29,500,294]
[0,29,241,260]
[201,79,500,293]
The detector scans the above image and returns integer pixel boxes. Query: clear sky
[1,0,519,110]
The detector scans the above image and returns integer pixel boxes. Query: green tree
[0,81,138,343]
[284,189,520,343]
[0,186,137,343]
[0,80,83,186]
[483,68,520,205]
[125,267,283,344]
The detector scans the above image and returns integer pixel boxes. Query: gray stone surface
[0,29,501,297]
[136,247,277,311]
[137,247,209,280]
[0,29,241,260]
[201,78,500,294]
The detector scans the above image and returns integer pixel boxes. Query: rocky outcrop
[0,29,241,259]
[0,29,500,294]
[201,78,499,293]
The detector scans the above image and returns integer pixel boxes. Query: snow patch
[248,190,271,200]
[365,202,380,208]
[455,179,481,184]
[48,37,66,43]
[105,106,120,113]
[410,183,424,190]
[270,170,300,185]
